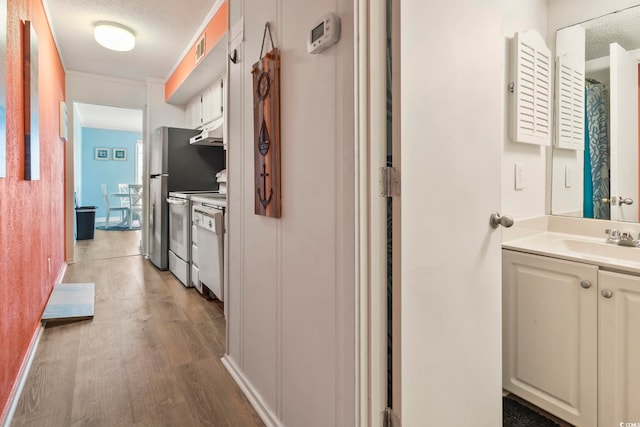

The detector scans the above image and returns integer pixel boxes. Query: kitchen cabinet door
[598,270,640,427]
[502,250,598,427]
[186,96,202,129]
[202,80,223,126]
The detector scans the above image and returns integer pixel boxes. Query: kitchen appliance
[148,126,225,270]
[167,191,223,287]
[190,118,224,146]
[191,195,226,300]
[215,169,227,194]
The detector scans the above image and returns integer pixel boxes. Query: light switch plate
[514,163,525,190]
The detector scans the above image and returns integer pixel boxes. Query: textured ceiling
[43,0,217,82]
[584,5,640,60]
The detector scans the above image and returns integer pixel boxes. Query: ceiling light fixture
[94,23,135,52]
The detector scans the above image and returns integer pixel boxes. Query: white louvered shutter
[555,55,584,150]
[512,30,552,146]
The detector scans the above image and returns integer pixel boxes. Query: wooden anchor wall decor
[252,22,281,218]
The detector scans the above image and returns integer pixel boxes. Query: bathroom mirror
[552,5,640,223]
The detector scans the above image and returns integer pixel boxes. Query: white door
[400,0,503,425]
[609,42,639,222]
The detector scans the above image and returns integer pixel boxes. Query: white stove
[166,190,223,287]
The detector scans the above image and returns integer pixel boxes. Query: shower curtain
[584,81,610,220]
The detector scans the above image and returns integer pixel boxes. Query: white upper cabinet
[186,96,202,129]
[202,79,224,126]
[512,29,552,146]
[185,78,224,130]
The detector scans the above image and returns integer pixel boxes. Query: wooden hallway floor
[11,232,264,427]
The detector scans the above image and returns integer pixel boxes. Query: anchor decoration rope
[252,22,281,218]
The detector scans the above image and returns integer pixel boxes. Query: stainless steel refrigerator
[149,126,225,269]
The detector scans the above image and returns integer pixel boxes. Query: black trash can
[75,206,97,240]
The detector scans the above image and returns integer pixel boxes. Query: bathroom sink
[552,238,640,263]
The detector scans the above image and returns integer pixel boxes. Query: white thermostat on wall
[307,13,341,54]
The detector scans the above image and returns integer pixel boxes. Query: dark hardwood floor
[12,231,264,427]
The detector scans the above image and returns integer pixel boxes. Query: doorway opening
[72,102,144,262]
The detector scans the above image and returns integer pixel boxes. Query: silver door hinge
[379,167,400,197]
[381,407,400,427]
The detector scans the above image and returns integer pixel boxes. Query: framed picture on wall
[95,147,109,160]
[113,148,127,161]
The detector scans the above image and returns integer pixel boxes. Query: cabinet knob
[601,289,614,298]
[580,280,592,289]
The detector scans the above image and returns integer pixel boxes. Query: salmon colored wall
[165,1,227,101]
[0,0,66,420]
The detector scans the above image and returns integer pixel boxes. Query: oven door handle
[194,208,223,216]
[166,198,188,206]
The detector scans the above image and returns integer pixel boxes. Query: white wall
[501,0,549,220]
[224,0,355,426]
[73,106,82,205]
[145,78,186,134]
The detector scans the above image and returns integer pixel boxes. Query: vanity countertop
[503,231,640,275]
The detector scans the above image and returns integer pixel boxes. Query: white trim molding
[221,355,282,427]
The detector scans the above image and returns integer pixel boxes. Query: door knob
[601,198,610,204]
[620,197,634,205]
[490,213,514,229]
[611,196,634,206]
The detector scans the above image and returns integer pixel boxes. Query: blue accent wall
[80,127,141,218]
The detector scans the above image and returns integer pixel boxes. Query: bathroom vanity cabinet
[503,250,640,427]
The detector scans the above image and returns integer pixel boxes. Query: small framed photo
[113,148,127,161]
[95,147,110,160]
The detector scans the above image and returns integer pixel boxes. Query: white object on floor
[42,283,95,321]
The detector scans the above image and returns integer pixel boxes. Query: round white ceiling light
[94,23,135,52]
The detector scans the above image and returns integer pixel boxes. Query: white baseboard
[2,262,66,426]
[221,355,282,427]
[55,262,67,284]
[1,325,44,427]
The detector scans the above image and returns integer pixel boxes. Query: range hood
[190,119,224,146]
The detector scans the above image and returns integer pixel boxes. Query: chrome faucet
[605,229,640,247]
